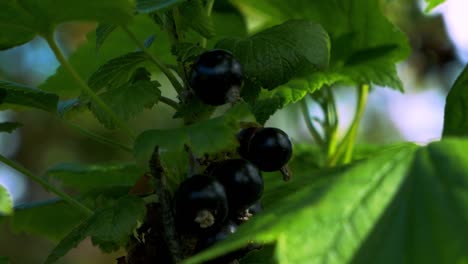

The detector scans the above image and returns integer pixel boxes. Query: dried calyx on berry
[238,127,293,172]
[207,159,263,216]
[174,174,228,233]
[189,49,243,106]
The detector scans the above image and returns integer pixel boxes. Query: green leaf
[0,0,134,50]
[45,196,146,264]
[40,15,172,97]
[228,0,409,122]
[134,103,252,163]
[47,163,145,193]
[0,185,12,216]
[172,42,206,63]
[234,0,409,90]
[0,122,22,134]
[352,139,468,264]
[187,138,468,264]
[95,24,118,52]
[216,19,330,89]
[7,187,132,242]
[136,0,185,13]
[0,256,9,264]
[179,0,215,38]
[442,65,468,137]
[10,199,86,241]
[184,144,418,264]
[87,51,149,92]
[0,80,59,112]
[90,79,161,129]
[425,0,446,12]
[251,73,346,124]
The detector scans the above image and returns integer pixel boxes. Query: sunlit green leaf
[0,185,12,216]
[352,139,468,264]
[425,0,446,12]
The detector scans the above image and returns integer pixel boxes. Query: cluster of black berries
[173,126,293,263]
[172,50,293,262]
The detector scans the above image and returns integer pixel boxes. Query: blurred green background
[0,0,467,263]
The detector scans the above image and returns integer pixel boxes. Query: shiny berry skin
[189,49,243,106]
[174,174,228,233]
[241,127,293,172]
[208,159,263,214]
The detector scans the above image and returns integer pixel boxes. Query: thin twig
[300,98,324,145]
[160,96,179,110]
[121,26,185,95]
[149,146,183,263]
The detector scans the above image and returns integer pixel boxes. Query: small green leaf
[172,42,206,63]
[216,19,330,89]
[0,0,134,50]
[87,51,148,92]
[90,79,161,129]
[8,187,132,242]
[425,0,446,12]
[0,80,59,112]
[136,0,186,13]
[45,196,146,264]
[95,24,117,52]
[11,199,86,241]
[0,185,12,216]
[47,163,145,193]
[0,122,22,134]
[134,103,252,163]
[443,65,468,137]
[179,0,215,38]
[251,73,346,124]
[40,15,172,97]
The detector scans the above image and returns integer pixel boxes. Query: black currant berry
[174,174,228,233]
[195,221,240,264]
[208,159,263,215]
[189,49,243,106]
[242,127,293,172]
